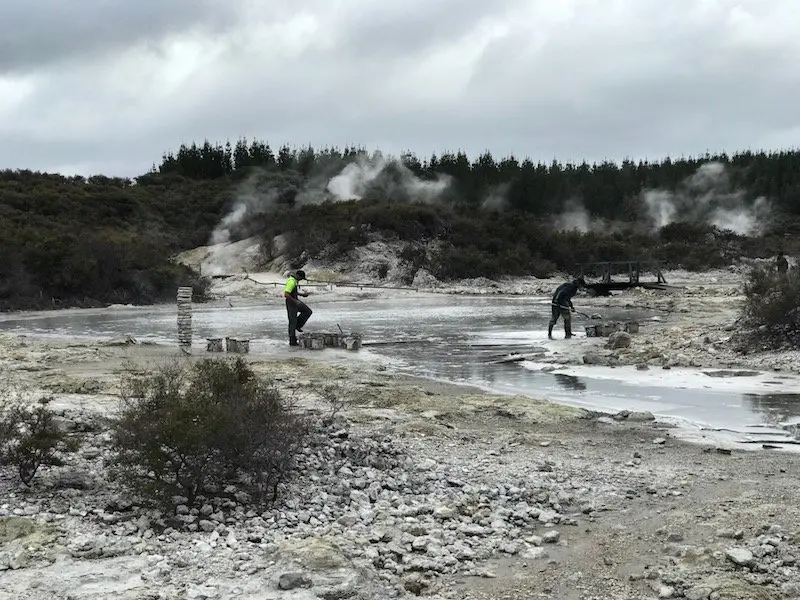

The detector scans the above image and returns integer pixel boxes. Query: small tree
[110,358,309,507]
[0,397,79,486]
[741,265,800,348]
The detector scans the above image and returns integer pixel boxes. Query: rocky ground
[2,326,800,600]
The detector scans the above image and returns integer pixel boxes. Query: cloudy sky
[1,0,798,177]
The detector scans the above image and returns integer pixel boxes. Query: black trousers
[548,304,572,337]
[286,299,312,345]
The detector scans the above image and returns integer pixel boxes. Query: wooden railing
[577,261,667,285]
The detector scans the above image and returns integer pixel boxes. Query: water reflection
[742,393,800,424]
[4,298,799,436]
[553,373,588,392]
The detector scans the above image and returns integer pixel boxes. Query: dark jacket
[552,281,579,309]
[777,255,789,273]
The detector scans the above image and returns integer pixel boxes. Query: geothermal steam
[642,162,770,235]
[552,162,771,235]
[205,155,453,272]
[324,155,451,203]
[210,173,280,245]
[553,199,591,233]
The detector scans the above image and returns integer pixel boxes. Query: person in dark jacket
[284,269,312,346]
[776,251,789,275]
[548,277,585,339]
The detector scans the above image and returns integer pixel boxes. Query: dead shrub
[110,357,309,508]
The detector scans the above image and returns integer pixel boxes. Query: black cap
[295,270,306,280]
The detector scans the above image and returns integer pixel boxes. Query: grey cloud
[330,0,519,60]
[0,0,240,74]
[1,0,800,175]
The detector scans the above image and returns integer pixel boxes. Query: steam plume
[207,154,453,258]
[318,154,451,204]
[642,162,771,235]
[210,172,281,245]
[553,199,592,233]
[481,183,510,211]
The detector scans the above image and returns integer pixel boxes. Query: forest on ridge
[2,139,800,310]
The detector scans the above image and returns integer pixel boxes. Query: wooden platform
[578,261,668,296]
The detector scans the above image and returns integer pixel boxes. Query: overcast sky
[1,0,798,177]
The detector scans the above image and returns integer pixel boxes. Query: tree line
[2,142,799,310]
[156,139,800,217]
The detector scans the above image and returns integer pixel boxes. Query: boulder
[605,331,632,349]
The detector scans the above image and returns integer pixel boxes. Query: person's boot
[547,324,553,339]
[564,323,572,339]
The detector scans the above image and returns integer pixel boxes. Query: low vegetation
[110,358,310,508]
[3,142,800,309]
[0,397,79,486]
[740,264,800,350]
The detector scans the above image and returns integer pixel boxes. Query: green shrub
[740,265,800,348]
[110,358,309,507]
[0,397,79,486]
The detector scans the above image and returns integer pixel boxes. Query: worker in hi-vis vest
[284,269,312,346]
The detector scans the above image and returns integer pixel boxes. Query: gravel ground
[1,330,799,600]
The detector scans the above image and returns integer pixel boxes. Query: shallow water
[2,295,799,446]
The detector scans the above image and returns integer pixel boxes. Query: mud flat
[1,332,800,600]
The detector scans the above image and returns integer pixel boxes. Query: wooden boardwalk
[577,261,668,296]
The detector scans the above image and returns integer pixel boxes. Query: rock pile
[631,525,800,599]
[0,413,581,598]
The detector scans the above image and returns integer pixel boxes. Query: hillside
[3,142,800,311]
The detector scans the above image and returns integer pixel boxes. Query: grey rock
[522,547,549,560]
[542,530,560,544]
[717,529,745,540]
[725,547,755,567]
[416,458,437,471]
[50,468,94,490]
[499,542,519,555]
[606,331,632,349]
[337,515,358,527]
[199,520,216,532]
[411,537,428,552]
[278,571,312,590]
[684,587,712,600]
[186,585,219,599]
[538,510,559,524]
[433,506,456,520]
[654,584,674,598]
[459,524,485,536]
[403,574,430,596]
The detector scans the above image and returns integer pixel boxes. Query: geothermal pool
[2,295,799,448]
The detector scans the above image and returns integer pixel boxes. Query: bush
[0,397,79,485]
[740,265,800,348]
[110,357,309,507]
